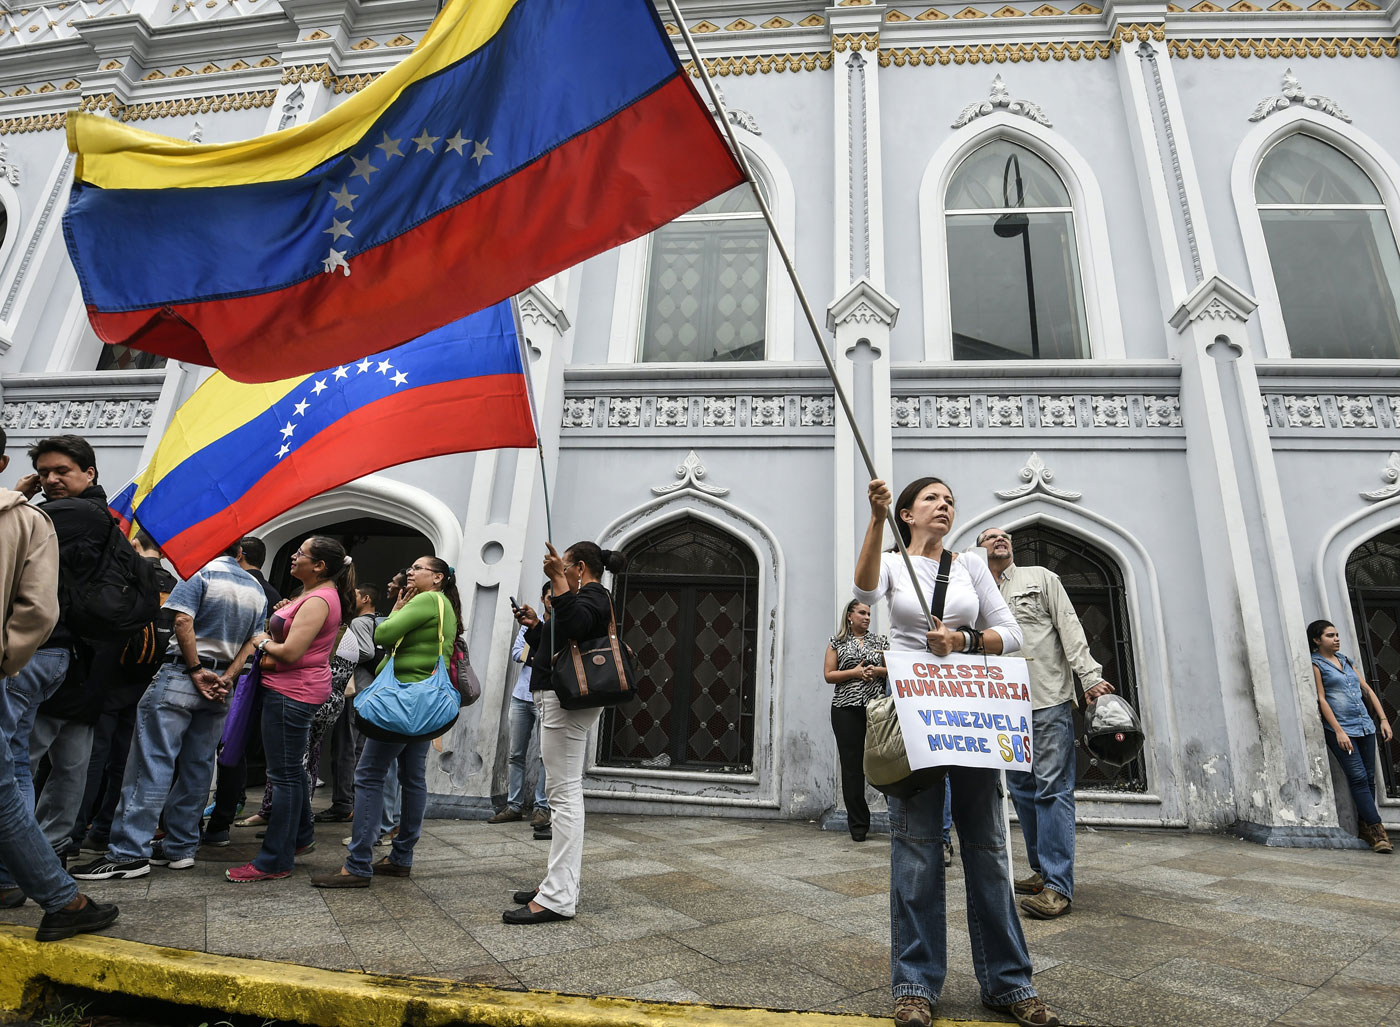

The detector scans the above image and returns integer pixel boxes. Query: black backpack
[119,564,178,684]
[62,514,160,643]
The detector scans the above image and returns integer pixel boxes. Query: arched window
[945,139,1089,361]
[1346,528,1400,797]
[600,518,759,773]
[1255,134,1400,360]
[639,183,767,363]
[1009,524,1146,792]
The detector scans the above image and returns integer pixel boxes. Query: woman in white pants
[504,539,627,924]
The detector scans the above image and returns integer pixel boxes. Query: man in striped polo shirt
[71,542,267,880]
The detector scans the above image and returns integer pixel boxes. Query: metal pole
[664,0,935,626]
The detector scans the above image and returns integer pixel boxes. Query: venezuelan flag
[125,301,533,577]
[63,0,744,384]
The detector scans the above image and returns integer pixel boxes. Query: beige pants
[534,690,602,917]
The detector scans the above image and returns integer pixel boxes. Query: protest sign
[883,652,1033,773]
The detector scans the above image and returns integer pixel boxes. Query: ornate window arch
[608,137,795,363]
[919,114,1125,362]
[1345,528,1400,797]
[1233,109,1400,360]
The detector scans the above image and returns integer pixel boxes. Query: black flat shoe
[502,904,571,925]
[36,897,119,942]
[851,832,868,842]
[511,887,538,905]
[0,888,25,909]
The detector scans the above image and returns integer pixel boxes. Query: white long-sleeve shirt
[854,550,1023,655]
[510,623,533,702]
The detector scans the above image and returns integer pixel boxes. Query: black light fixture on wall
[993,153,1041,360]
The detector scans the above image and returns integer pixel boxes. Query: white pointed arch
[919,112,1125,362]
[1315,497,1400,664]
[254,474,461,570]
[1232,107,1400,360]
[583,489,787,810]
[951,495,1181,821]
[608,132,796,363]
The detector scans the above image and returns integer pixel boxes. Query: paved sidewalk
[3,817,1397,1026]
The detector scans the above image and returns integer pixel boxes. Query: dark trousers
[326,702,357,812]
[831,704,871,837]
[69,699,139,848]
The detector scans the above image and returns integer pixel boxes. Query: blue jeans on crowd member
[380,760,401,836]
[506,696,548,813]
[107,666,231,863]
[1007,700,1077,899]
[1324,727,1382,826]
[0,651,78,912]
[346,737,428,877]
[889,766,1037,1008]
[942,778,952,844]
[254,689,316,873]
[0,648,70,891]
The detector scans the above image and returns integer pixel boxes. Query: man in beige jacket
[0,428,59,678]
[0,427,118,940]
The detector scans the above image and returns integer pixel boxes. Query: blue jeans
[889,767,1036,1006]
[942,778,952,844]
[507,696,548,812]
[0,648,70,892]
[1324,728,1381,826]
[108,665,230,862]
[0,649,77,910]
[254,689,316,873]
[346,737,428,877]
[1007,701,1077,899]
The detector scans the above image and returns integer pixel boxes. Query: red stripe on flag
[94,74,743,382]
[157,374,535,577]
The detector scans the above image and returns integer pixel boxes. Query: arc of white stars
[471,138,492,165]
[375,132,404,160]
[411,129,440,153]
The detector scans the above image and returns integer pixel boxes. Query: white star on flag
[333,366,349,380]
[322,249,351,277]
[323,219,353,241]
[281,422,296,438]
[472,138,492,166]
[311,379,328,395]
[376,132,404,160]
[411,129,440,153]
[329,184,357,210]
[445,131,469,156]
[293,399,309,416]
[377,360,393,374]
[277,444,290,459]
[392,370,408,387]
[350,155,378,183]
[357,358,373,373]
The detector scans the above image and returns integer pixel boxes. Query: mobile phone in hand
[509,596,520,612]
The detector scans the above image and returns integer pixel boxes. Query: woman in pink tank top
[228,535,353,883]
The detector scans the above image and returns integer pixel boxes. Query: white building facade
[1,0,1397,843]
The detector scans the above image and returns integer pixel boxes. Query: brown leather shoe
[893,995,932,1026]
[1020,887,1071,919]
[983,996,1060,1027]
[310,869,370,888]
[530,808,551,830]
[1361,823,1394,854]
[1014,871,1044,895]
[487,808,523,824]
[373,856,411,877]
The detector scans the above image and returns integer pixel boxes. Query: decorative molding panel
[952,74,1051,129]
[996,452,1081,501]
[704,83,761,135]
[1,396,155,435]
[890,394,1182,430]
[560,394,837,430]
[652,450,729,497]
[1360,452,1400,502]
[1249,68,1351,124]
[1263,394,1398,429]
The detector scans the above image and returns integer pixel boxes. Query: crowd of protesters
[1,427,1393,1027]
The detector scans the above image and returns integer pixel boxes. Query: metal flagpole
[663,0,935,627]
[510,298,555,549]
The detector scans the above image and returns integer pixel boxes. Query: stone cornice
[1169,274,1258,331]
[826,277,899,331]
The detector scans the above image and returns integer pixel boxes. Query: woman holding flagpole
[228,536,352,883]
[854,478,1057,1027]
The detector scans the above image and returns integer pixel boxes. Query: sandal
[235,814,266,827]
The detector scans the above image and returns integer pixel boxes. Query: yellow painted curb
[0,926,1001,1027]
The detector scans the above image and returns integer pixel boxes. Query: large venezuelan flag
[125,301,533,577]
[63,0,744,383]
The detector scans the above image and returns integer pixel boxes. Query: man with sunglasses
[978,527,1114,921]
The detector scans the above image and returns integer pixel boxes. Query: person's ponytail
[569,541,627,578]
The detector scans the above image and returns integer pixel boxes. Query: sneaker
[982,996,1060,1027]
[376,827,399,847]
[225,862,289,883]
[149,843,194,870]
[530,809,551,830]
[35,896,119,942]
[533,826,553,842]
[1014,871,1044,895]
[201,829,231,848]
[1020,887,1071,919]
[70,856,150,881]
[295,841,317,857]
[487,808,523,825]
[314,807,353,823]
[894,995,933,1027]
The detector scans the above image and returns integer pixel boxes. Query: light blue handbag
[352,593,460,743]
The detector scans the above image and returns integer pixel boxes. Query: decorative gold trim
[75,88,277,122]
[725,18,757,30]
[762,16,793,27]
[834,32,881,50]
[0,111,66,135]
[1115,22,1167,42]
[915,7,949,19]
[797,13,826,26]
[684,52,833,75]
[880,39,1115,64]
[1167,34,1397,55]
[885,10,912,21]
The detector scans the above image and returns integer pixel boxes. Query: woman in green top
[311,555,460,888]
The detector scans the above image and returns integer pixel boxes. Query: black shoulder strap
[930,550,953,622]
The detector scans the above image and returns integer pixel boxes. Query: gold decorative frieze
[834,32,880,50]
[762,16,793,27]
[886,10,911,20]
[684,52,833,76]
[726,18,757,30]
[1115,23,1167,43]
[881,39,1115,64]
[75,89,277,123]
[915,7,949,18]
[798,13,826,26]
[0,111,66,135]
[1167,34,1397,56]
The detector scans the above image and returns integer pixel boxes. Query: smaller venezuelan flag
[107,481,138,537]
[62,0,744,383]
[126,301,533,578]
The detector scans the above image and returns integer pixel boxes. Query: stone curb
[0,925,1000,1027]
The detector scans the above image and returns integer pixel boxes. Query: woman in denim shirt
[1308,620,1393,853]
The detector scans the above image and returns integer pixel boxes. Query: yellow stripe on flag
[67,0,522,191]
